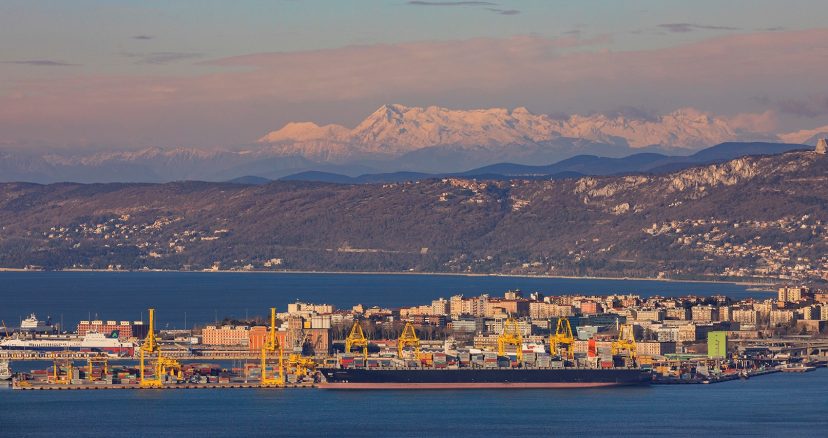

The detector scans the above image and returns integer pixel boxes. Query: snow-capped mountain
[778,125,828,145]
[258,104,754,161]
[1,104,824,184]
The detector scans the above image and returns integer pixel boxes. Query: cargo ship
[318,367,651,389]
[0,331,135,356]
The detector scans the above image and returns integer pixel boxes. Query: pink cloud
[723,110,778,133]
[1,29,827,149]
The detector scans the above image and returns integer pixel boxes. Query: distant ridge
[226,175,272,185]
[2,150,824,281]
[278,141,807,184]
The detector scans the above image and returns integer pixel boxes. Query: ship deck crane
[397,321,421,359]
[498,317,523,362]
[345,320,369,360]
[612,323,637,360]
[551,317,575,360]
[261,307,284,386]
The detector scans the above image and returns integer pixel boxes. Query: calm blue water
[1,369,826,437]
[0,272,765,329]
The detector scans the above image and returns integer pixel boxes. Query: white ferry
[0,331,135,356]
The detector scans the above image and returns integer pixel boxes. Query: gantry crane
[261,307,285,386]
[139,308,181,387]
[87,355,109,382]
[49,354,73,385]
[551,317,575,360]
[287,354,316,378]
[397,321,421,359]
[345,320,368,360]
[139,308,161,387]
[498,317,523,362]
[611,323,637,360]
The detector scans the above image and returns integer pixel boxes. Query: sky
[1,0,828,151]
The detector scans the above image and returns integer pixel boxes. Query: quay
[12,382,315,390]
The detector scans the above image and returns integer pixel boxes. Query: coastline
[0,267,779,289]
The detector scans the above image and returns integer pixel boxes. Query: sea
[1,370,826,437]
[3,272,822,437]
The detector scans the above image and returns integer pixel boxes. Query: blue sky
[1,0,827,149]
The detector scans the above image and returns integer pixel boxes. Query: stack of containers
[340,354,355,369]
[458,352,471,367]
[484,352,499,368]
[433,352,447,369]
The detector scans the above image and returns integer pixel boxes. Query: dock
[13,382,315,390]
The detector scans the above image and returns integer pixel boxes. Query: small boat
[780,364,816,373]
[0,360,11,381]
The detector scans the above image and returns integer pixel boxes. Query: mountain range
[278,142,809,184]
[1,149,824,281]
[2,104,827,184]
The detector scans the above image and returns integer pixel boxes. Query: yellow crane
[87,355,109,382]
[139,308,161,387]
[611,323,637,360]
[49,355,73,385]
[261,307,284,386]
[498,317,523,362]
[397,321,421,359]
[551,317,575,360]
[139,308,181,387]
[345,320,369,360]
[287,354,316,378]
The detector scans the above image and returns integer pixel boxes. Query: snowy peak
[347,104,560,152]
[258,104,757,160]
[258,121,350,143]
[778,125,828,145]
[559,108,738,148]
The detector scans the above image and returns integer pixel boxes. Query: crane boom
[397,321,421,359]
[497,317,523,362]
[261,307,285,386]
[345,320,368,360]
[551,317,575,360]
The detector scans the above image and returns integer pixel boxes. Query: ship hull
[319,368,650,389]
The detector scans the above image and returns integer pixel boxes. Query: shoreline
[0,267,779,289]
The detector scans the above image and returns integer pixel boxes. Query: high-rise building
[707,331,728,359]
[778,286,805,303]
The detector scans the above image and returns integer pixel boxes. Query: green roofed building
[707,331,728,359]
